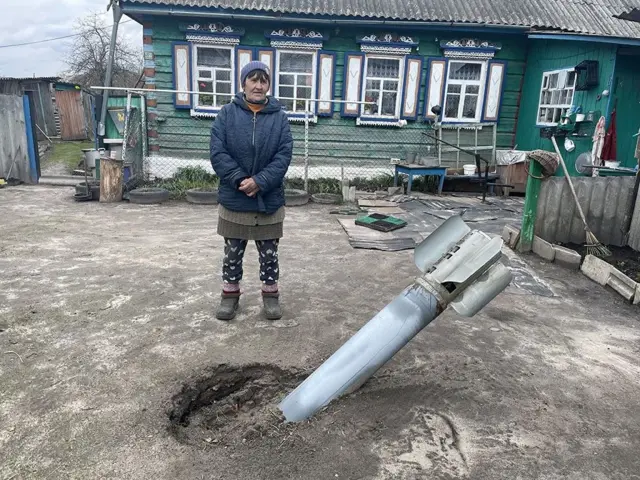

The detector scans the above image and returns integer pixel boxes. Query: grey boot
[262,292,282,320]
[216,293,240,321]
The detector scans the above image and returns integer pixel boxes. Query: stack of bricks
[143,22,159,153]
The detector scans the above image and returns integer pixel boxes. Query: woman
[210,61,293,321]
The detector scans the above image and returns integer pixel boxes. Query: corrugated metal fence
[535,176,640,248]
[0,94,37,184]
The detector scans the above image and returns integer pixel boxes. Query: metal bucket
[82,149,100,169]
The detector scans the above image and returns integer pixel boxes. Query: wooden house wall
[514,40,617,176]
[147,17,527,171]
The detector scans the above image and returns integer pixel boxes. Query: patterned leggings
[223,238,279,285]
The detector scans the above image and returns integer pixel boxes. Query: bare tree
[61,13,142,88]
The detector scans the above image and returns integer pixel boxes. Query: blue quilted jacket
[210,92,293,214]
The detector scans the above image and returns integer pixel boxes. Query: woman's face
[244,71,270,103]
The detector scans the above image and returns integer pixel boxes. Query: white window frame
[191,44,235,111]
[275,49,318,115]
[442,59,488,123]
[359,54,405,119]
[536,68,577,127]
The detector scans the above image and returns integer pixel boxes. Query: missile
[279,214,513,422]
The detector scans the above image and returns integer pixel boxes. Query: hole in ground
[167,363,306,446]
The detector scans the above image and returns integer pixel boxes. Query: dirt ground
[1,186,640,480]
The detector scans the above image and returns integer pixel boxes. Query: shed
[0,77,59,141]
[54,82,96,141]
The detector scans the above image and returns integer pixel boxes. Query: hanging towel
[601,108,617,161]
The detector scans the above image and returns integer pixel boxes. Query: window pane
[198,81,213,93]
[548,73,558,89]
[567,90,573,104]
[551,90,560,104]
[279,74,295,86]
[296,86,312,99]
[381,91,397,116]
[364,90,379,115]
[295,100,307,111]
[280,52,313,73]
[445,94,460,118]
[199,95,213,106]
[217,95,232,106]
[216,70,231,82]
[279,86,294,99]
[199,70,212,79]
[538,108,546,122]
[282,99,295,111]
[466,85,480,95]
[217,82,231,94]
[567,71,576,87]
[299,74,313,87]
[366,79,381,91]
[367,58,400,79]
[545,109,554,122]
[462,95,478,119]
[382,80,399,93]
[449,62,482,81]
[197,48,231,68]
[447,84,462,94]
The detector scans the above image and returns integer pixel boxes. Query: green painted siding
[613,53,640,169]
[514,40,617,176]
[148,17,526,171]
[105,96,142,140]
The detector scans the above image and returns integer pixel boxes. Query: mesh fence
[125,92,498,195]
[121,96,147,187]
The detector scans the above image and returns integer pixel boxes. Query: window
[537,69,576,126]
[193,45,234,110]
[277,51,316,113]
[443,61,486,122]
[362,57,403,118]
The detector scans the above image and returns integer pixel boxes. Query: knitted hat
[240,61,271,86]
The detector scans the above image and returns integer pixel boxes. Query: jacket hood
[232,92,284,114]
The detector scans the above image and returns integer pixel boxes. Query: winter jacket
[210,92,293,214]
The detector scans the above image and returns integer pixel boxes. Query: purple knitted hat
[241,61,271,86]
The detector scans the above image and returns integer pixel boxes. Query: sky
[0,0,142,79]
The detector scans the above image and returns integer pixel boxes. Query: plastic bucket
[463,164,476,176]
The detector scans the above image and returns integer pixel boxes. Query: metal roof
[127,0,640,39]
[0,76,59,82]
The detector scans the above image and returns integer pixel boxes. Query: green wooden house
[118,0,640,179]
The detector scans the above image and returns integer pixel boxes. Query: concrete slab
[533,235,556,262]
[608,269,638,303]
[581,254,612,285]
[554,245,582,270]
[502,224,520,249]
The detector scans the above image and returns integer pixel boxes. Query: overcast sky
[0,0,142,79]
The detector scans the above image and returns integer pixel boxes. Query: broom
[551,136,611,258]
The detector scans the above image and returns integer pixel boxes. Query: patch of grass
[151,166,219,200]
[285,177,342,194]
[46,140,94,173]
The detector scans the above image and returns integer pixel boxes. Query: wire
[0,19,134,49]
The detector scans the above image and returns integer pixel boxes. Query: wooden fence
[0,94,38,183]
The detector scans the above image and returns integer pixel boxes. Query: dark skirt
[217,217,283,241]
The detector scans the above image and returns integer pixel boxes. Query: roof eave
[121,2,531,33]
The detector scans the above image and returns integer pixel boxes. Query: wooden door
[56,90,87,140]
